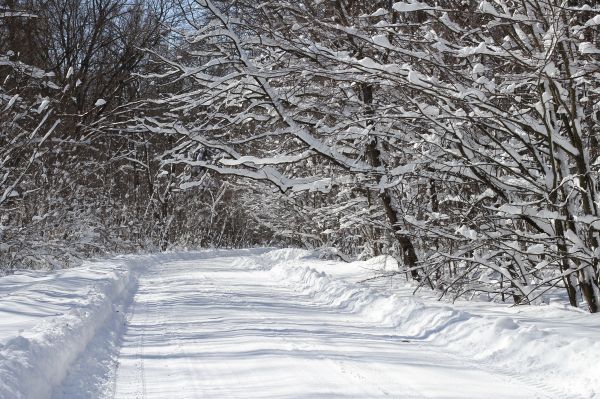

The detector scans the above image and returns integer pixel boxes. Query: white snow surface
[0,248,599,398]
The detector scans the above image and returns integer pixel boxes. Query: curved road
[109,256,549,399]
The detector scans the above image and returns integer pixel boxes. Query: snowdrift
[0,261,134,398]
[266,249,600,398]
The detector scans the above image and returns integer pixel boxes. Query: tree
[146,0,600,312]
[0,0,184,271]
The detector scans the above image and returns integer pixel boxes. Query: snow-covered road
[110,255,545,398]
[3,249,599,398]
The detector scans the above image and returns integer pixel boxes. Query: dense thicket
[0,0,271,272]
[2,0,600,312]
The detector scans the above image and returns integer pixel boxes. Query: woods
[2,0,600,312]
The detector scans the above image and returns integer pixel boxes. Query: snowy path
[108,255,548,399]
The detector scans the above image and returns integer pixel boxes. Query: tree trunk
[366,135,420,280]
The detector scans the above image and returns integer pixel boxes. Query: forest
[1,0,600,313]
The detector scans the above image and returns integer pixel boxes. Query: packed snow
[1,249,599,398]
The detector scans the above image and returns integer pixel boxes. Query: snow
[372,34,391,48]
[370,8,388,17]
[5,94,18,110]
[0,260,135,398]
[478,1,498,16]
[1,249,599,398]
[456,224,478,240]
[219,151,311,166]
[579,42,600,55]
[472,63,485,75]
[94,99,107,107]
[585,15,600,27]
[407,70,430,87]
[392,1,431,12]
[36,98,50,113]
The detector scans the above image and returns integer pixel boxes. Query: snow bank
[267,253,600,398]
[0,262,136,399]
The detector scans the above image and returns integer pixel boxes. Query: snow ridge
[268,252,599,398]
[0,263,135,399]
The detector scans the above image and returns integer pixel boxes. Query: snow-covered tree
[144,0,600,312]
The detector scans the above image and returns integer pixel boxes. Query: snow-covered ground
[1,249,599,398]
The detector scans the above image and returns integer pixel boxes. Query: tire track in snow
[176,271,233,398]
[124,286,148,399]
[443,346,579,399]
[111,253,567,398]
[138,299,148,399]
[241,271,429,399]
